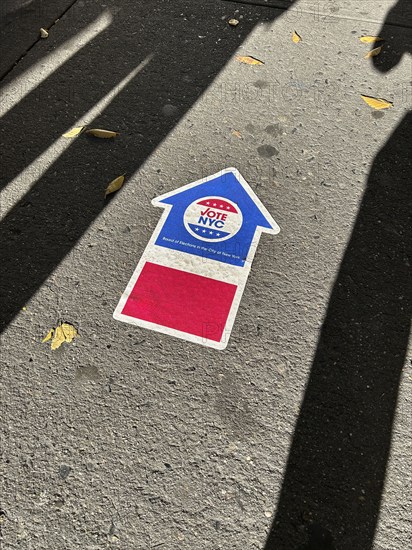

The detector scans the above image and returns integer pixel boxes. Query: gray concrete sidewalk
[1,1,411,549]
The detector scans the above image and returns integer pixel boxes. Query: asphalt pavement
[1,1,411,549]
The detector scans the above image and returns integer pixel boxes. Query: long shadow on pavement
[0,0,297,331]
[265,1,412,547]
[2,1,410,547]
[265,111,411,550]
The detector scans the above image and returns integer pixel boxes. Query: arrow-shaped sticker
[114,168,280,349]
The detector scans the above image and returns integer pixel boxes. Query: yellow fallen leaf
[50,323,78,350]
[292,31,302,43]
[85,128,119,138]
[105,174,125,197]
[40,28,48,39]
[62,126,85,138]
[365,46,383,58]
[236,55,264,66]
[360,36,384,43]
[51,325,65,350]
[43,323,77,349]
[42,329,54,343]
[361,95,393,110]
[232,130,242,139]
[60,323,77,343]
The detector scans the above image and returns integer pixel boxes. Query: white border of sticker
[113,167,280,350]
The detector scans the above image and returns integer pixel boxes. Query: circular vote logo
[183,196,243,242]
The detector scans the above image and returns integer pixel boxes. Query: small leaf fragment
[361,95,393,110]
[60,323,77,343]
[292,31,302,43]
[42,329,54,343]
[42,323,78,349]
[50,325,65,350]
[62,126,85,138]
[47,323,77,350]
[236,55,264,66]
[40,28,49,38]
[360,36,384,43]
[232,130,242,139]
[365,46,383,58]
[85,128,119,138]
[105,174,125,197]
[228,19,239,27]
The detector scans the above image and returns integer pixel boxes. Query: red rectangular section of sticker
[121,262,237,342]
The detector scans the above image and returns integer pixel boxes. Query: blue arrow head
[154,168,280,234]
[152,168,279,267]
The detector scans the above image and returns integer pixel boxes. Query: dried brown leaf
[85,129,119,138]
[365,46,383,58]
[360,36,384,43]
[105,174,125,197]
[361,95,393,110]
[236,55,264,66]
[62,126,85,138]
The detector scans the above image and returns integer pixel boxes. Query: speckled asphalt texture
[0,1,411,549]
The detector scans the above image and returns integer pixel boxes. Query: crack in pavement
[0,0,80,82]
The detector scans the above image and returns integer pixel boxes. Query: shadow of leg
[265,113,412,549]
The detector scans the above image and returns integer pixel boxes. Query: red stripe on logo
[196,198,238,213]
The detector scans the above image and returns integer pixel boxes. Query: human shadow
[264,1,412,548]
[265,112,411,550]
[0,0,297,331]
[370,0,412,74]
